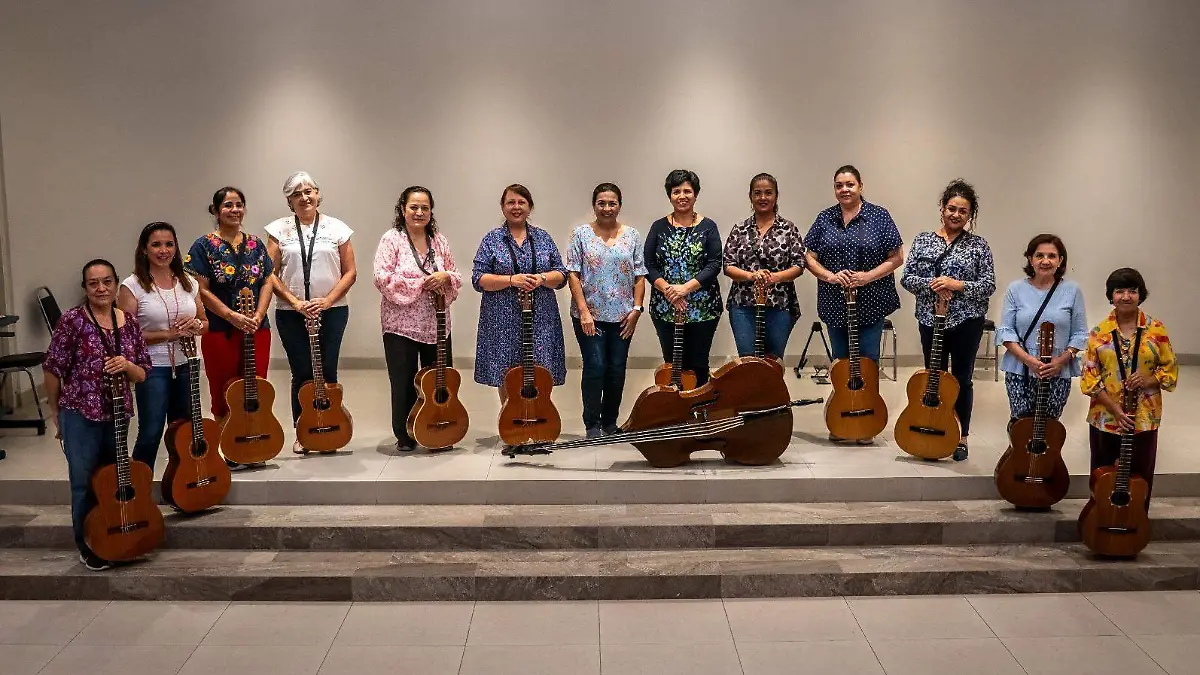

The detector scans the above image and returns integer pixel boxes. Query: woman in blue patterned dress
[471,184,568,392]
[900,179,996,461]
[644,169,723,387]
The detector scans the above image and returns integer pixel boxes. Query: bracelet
[508,274,514,287]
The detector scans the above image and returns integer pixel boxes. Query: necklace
[153,275,180,375]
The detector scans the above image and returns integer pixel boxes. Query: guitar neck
[754,302,766,358]
[188,356,205,446]
[1114,393,1137,491]
[1030,356,1053,443]
[924,314,946,395]
[435,306,448,391]
[108,375,133,488]
[671,316,685,387]
[242,329,259,404]
[308,329,327,400]
[521,305,535,387]
[846,298,862,376]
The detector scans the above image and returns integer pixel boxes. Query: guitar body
[408,365,469,449]
[83,459,165,561]
[653,363,697,390]
[894,370,961,460]
[498,364,561,446]
[994,417,1069,508]
[824,357,888,441]
[162,417,231,513]
[220,377,285,464]
[1079,467,1152,557]
[295,381,354,452]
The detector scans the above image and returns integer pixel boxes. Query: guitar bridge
[907,426,947,436]
[1014,475,1052,484]
[305,425,342,434]
[234,433,273,442]
[512,418,548,426]
[107,521,150,535]
[1100,526,1140,534]
[841,409,876,418]
[186,477,219,489]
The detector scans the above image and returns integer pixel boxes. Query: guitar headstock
[236,287,254,316]
[843,286,857,304]
[518,289,533,312]
[433,292,447,311]
[754,275,768,306]
[1037,321,1056,360]
[180,336,198,359]
[305,314,322,336]
[673,304,686,323]
[934,295,950,317]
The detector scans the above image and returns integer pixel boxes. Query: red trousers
[201,328,271,418]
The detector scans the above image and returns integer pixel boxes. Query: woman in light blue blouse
[900,179,996,461]
[996,233,1088,427]
[566,183,647,437]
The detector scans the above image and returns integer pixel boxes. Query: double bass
[295,313,354,453]
[824,287,888,441]
[162,336,231,513]
[1079,389,1152,557]
[894,296,961,460]
[497,289,561,446]
[219,288,284,464]
[652,305,698,389]
[407,292,469,449]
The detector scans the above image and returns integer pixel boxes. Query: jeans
[383,332,449,444]
[276,306,349,424]
[59,409,122,553]
[132,364,191,471]
[651,317,720,387]
[572,318,632,429]
[918,317,984,436]
[728,306,796,359]
[827,318,886,363]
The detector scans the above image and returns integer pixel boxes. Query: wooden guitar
[894,296,961,459]
[824,287,888,441]
[83,372,165,561]
[1078,388,1151,557]
[653,305,698,389]
[994,322,1069,508]
[295,313,353,453]
[752,275,785,374]
[162,336,231,513]
[498,289,561,446]
[219,288,284,464]
[407,292,469,449]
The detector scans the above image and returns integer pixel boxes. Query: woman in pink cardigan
[373,186,463,451]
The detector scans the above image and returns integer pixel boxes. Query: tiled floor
[2,592,1198,674]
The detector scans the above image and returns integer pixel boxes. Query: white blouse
[120,273,201,368]
[264,214,354,310]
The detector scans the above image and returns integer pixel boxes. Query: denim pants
[827,318,886,362]
[275,305,349,424]
[728,305,797,359]
[571,318,632,428]
[59,409,123,553]
[132,363,191,471]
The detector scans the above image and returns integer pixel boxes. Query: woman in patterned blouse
[723,173,806,360]
[644,169,723,386]
[1080,268,1177,510]
[374,186,463,452]
[900,179,996,461]
[471,184,568,391]
[566,182,647,438]
[43,259,152,571]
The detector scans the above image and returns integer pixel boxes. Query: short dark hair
[392,186,438,237]
[664,169,700,196]
[940,178,979,229]
[81,258,118,288]
[1105,267,1149,304]
[833,165,862,183]
[1022,233,1068,280]
[208,186,246,216]
[501,184,534,210]
[592,182,622,205]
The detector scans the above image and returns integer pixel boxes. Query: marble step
[3,542,1199,601]
[4,499,1200,551]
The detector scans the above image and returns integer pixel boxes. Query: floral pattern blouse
[565,224,647,323]
[1081,309,1178,433]
[185,232,274,334]
[722,214,807,312]
[373,228,462,344]
[644,216,723,323]
[900,231,997,329]
[43,306,152,422]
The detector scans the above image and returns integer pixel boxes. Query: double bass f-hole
[688,392,721,420]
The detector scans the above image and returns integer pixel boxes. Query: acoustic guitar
[824,287,888,441]
[894,296,961,459]
[1078,388,1151,557]
[162,336,231,513]
[219,288,284,464]
[498,289,561,446]
[83,372,165,561]
[752,275,785,374]
[653,305,698,389]
[994,322,1069,508]
[295,313,354,453]
[407,292,469,449]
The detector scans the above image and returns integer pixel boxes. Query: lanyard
[1111,326,1144,382]
[84,303,123,357]
[294,215,320,301]
[404,227,438,275]
[503,225,537,276]
[932,231,966,276]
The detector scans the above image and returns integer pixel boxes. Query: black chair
[36,286,61,334]
[0,298,49,435]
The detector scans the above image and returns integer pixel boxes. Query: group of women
[42,166,1178,571]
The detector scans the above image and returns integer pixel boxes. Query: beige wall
[2,0,1198,377]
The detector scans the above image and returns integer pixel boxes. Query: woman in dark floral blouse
[900,179,996,461]
[644,169,723,386]
[723,173,807,360]
[44,259,152,571]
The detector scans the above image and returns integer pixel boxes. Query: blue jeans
[728,306,797,359]
[132,364,191,471]
[276,305,349,424]
[59,409,123,553]
[572,318,632,428]
[827,318,886,362]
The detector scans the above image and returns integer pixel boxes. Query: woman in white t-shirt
[265,171,358,452]
[117,222,209,471]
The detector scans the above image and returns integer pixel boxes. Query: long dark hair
[392,186,439,237]
[132,222,194,293]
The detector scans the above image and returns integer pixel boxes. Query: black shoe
[225,459,250,471]
[396,439,416,452]
[602,423,622,436]
[952,444,969,462]
[585,426,604,439]
[78,550,112,571]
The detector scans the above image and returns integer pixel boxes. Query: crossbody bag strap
[1020,278,1060,379]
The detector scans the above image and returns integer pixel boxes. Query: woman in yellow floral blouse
[1080,268,1177,508]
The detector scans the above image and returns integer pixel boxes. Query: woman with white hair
[265,171,357,453]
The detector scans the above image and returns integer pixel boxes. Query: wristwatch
[632,305,644,313]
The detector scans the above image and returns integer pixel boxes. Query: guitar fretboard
[923,313,947,398]
[671,312,685,388]
[1115,392,1137,493]
[242,329,259,406]
[107,374,133,489]
[435,303,448,393]
[188,354,204,447]
[846,294,862,379]
[754,301,766,359]
[521,294,535,389]
[308,329,327,403]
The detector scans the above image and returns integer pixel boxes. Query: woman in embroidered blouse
[44,259,151,571]
[645,169,723,386]
[900,179,996,461]
[186,186,275,470]
[374,186,462,452]
[472,184,568,390]
[566,182,647,438]
[995,234,1088,429]
[1080,268,1177,510]
[265,171,358,454]
[117,222,208,471]
[723,173,806,360]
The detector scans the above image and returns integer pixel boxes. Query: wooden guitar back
[893,369,961,459]
[824,357,888,441]
[408,366,469,450]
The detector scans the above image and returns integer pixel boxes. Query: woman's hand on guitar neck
[825,269,854,287]
[510,273,542,291]
[422,271,452,294]
[228,311,260,334]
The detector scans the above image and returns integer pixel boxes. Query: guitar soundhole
[1110,491,1132,507]
[1025,440,1047,455]
[921,393,940,408]
[243,400,260,413]
[521,385,539,399]
[434,388,450,405]
[314,398,331,412]
[190,439,208,459]
[848,377,864,391]
[115,485,136,502]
